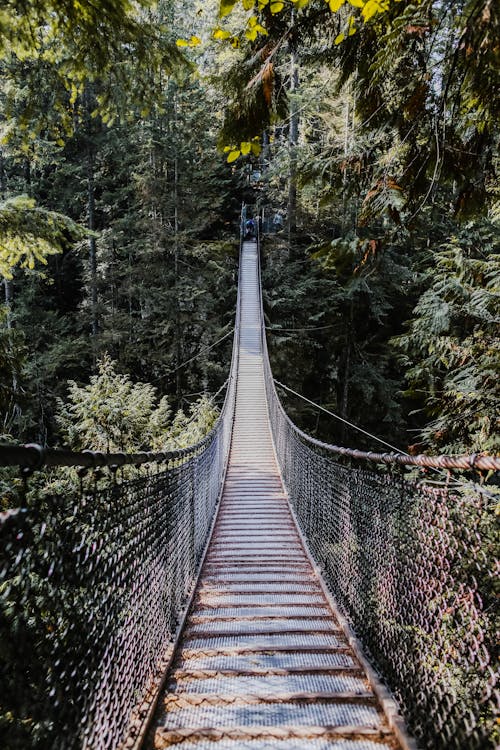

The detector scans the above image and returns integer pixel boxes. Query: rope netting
[260,308,499,746]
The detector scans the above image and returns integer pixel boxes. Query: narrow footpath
[146,241,405,750]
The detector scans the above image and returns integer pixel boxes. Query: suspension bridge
[0,234,498,750]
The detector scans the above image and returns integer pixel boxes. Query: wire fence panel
[0,403,235,750]
[0,305,239,750]
[263,352,498,750]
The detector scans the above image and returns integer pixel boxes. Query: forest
[0,3,499,750]
[0,0,498,464]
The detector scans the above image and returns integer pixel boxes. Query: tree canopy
[0,0,498,458]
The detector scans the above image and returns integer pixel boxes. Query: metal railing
[258,242,499,749]
[0,233,242,750]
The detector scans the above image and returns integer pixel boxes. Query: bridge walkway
[145,241,406,750]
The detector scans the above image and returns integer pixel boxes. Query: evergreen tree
[0,0,242,444]
[56,354,219,453]
[392,221,500,455]
[218,0,499,456]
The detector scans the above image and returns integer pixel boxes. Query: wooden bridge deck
[145,242,407,750]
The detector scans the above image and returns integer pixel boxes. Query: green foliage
[0,196,87,279]
[0,18,241,441]
[0,2,188,286]
[219,51,288,148]
[167,395,220,448]
[57,354,164,452]
[0,306,25,429]
[0,0,187,132]
[216,0,407,48]
[262,234,409,448]
[250,0,499,460]
[392,221,500,454]
[57,355,219,453]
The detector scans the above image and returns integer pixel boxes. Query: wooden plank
[163,691,377,707]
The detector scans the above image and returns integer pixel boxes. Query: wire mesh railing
[259,254,499,749]
[0,238,242,750]
[1,422,238,750]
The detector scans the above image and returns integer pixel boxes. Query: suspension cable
[274,379,408,456]
[267,324,336,333]
[156,328,234,380]
[273,379,500,474]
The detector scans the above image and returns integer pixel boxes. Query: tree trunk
[4,277,19,422]
[340,301,353,443]
[173,91,182,404]
[4,278,12,328]
[341,93,350,232]
[288,40,299,253]
[2,153,16,401]
[24,159,31,190]
[340,339,351,444]
[3,149,13,330]
[0,149,6,198]
[88,160,98,340]
[84,85,99,345]
[128,250,133,345]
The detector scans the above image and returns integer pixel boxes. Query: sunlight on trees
[0,196,88,279]
[57,355,219,453]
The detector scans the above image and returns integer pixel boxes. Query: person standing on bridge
[245,218,255,239]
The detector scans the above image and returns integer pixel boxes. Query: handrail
[271,385,500,472]
[0,442,211,470]
[0,377,235,470]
